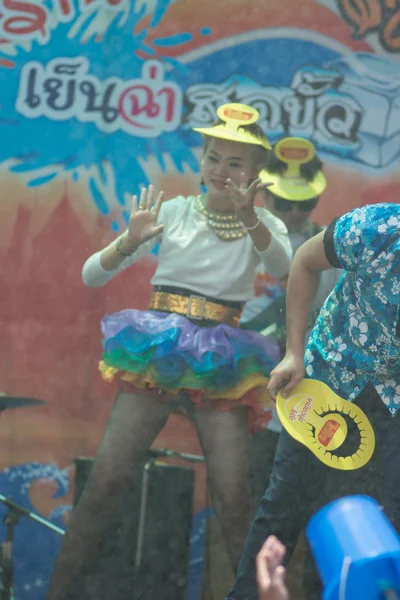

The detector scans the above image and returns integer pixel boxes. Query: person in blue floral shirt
[305,202,400,411]
[226,203,400,600]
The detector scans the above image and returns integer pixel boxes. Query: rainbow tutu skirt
[99,310,280,432]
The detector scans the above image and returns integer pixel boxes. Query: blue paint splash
[150,0,175,27]
[0,0,200,223]
[0,463,71,600]
[0,3,356,229]
[89,178,110,215]
[26,172,59,186]
[153,33,193,46]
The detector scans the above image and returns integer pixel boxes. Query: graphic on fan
[276,379,375,470]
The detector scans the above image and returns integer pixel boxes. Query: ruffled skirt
[99,310,280,433]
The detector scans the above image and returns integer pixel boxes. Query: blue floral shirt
[306,203,400,414]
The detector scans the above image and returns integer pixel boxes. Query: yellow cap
[193,103,271,150]
[260,137,326,201]
[276,379,375,471]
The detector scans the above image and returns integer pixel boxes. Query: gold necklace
[195,196,247,241]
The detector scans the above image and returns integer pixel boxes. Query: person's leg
[46,389,171,600]
[194,406,253,573]
[378,413,400,531]
[226,429,313,600]
[249,428,280,505]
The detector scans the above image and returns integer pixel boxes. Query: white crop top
[82,195,292,302]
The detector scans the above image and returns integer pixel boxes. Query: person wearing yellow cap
[240,137,341,502]
[242,136,340,338]
[46,104,292,600]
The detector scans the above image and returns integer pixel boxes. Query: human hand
[267,350,305,401]
[120,185,164,252]
[226,172,272,226]
[257,536,289,600]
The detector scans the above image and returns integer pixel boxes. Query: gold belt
[149,291,241,327]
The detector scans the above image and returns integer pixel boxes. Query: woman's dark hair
[202,119,269,166]
[265,148,324,181]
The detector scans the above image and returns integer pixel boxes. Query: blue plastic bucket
[306,496,400,600]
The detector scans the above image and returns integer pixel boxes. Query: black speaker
[72,456,195,600]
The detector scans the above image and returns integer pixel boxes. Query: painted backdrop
[0,0,399,598]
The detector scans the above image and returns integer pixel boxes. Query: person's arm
[82,186,164,287]
[285,231,331,356]
[253,212,292,279]
[226,175,292,278]
[268,231,333,399]
[99,234,138,272]
[82,235,157,288]
[243,213,271,251]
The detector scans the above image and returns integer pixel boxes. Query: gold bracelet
[116,236,136,257]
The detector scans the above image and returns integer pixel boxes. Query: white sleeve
[82,200,170,288]
[81,236,160,287]
[254,209,292,279]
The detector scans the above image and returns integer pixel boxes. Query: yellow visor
[260,137,326,200]
[193,103,271,150]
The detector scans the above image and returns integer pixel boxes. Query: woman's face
[201,138,261,206]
